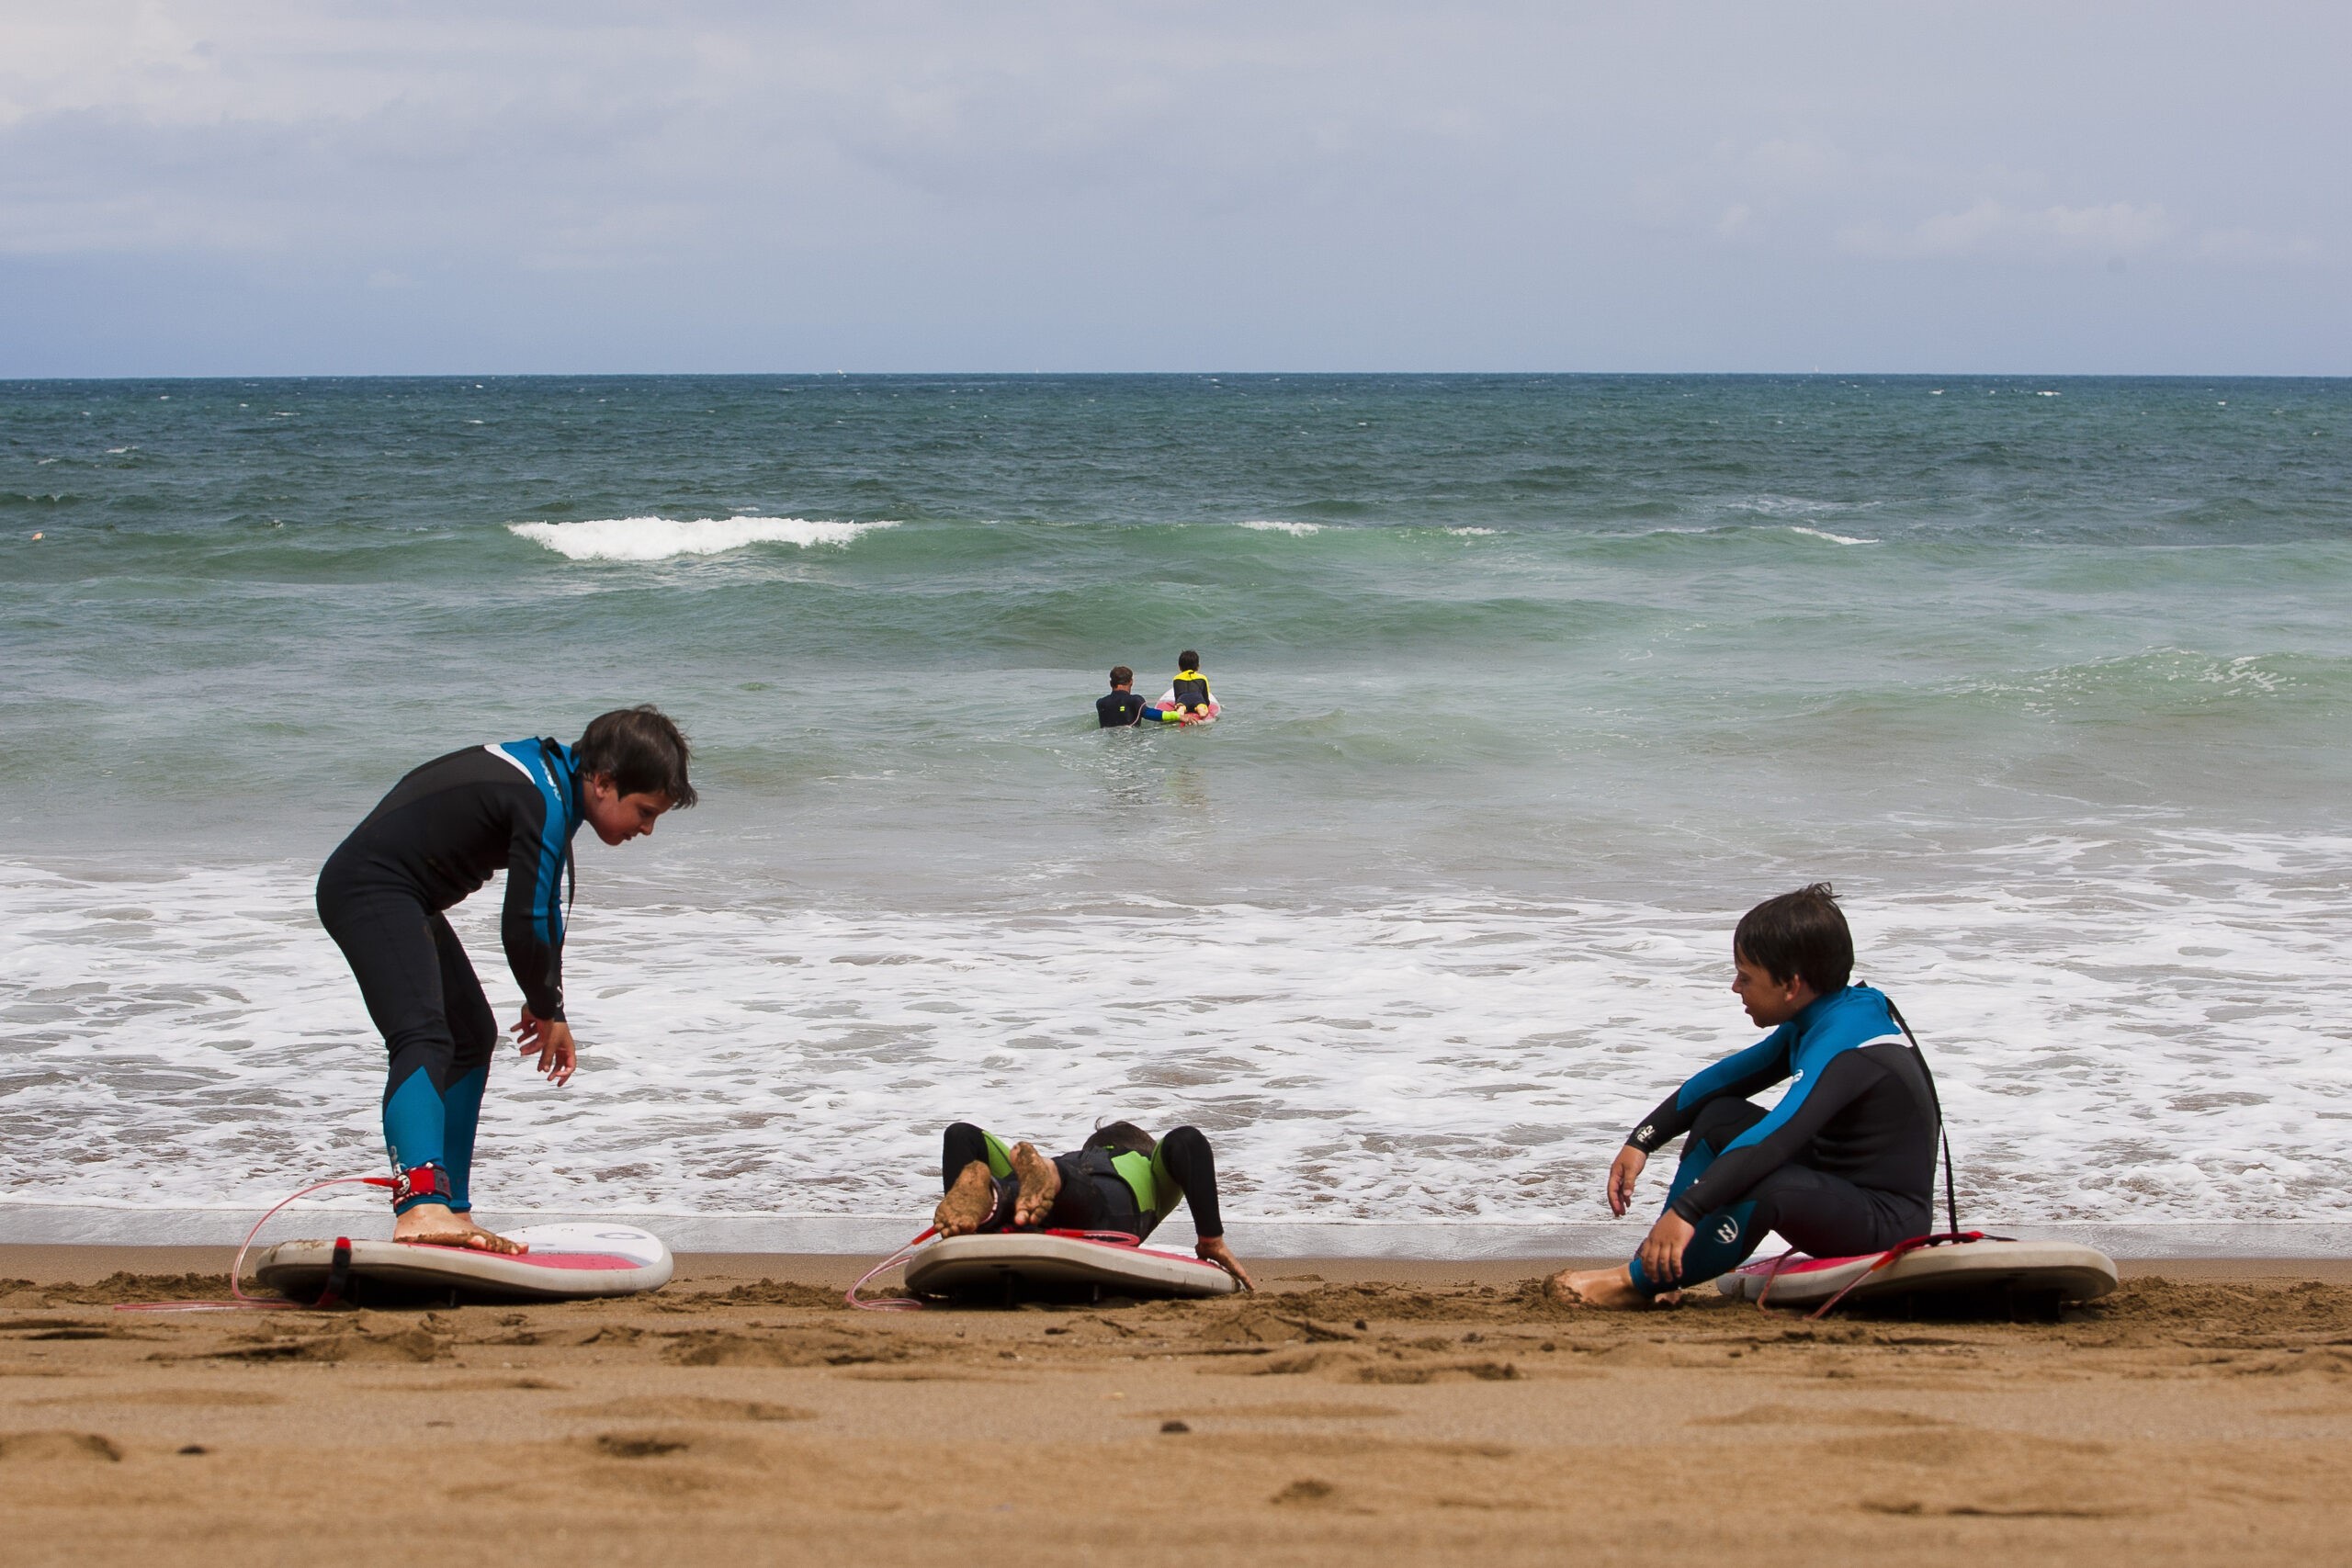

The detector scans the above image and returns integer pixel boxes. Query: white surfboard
[1154,692,1220,726]
[254,1223,674,1303]
[1716,1236,2117,1308]
[904,1233,1239,1300]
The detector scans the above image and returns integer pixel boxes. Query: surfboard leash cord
[113,1173,397,1314]
[846,1227,937,1312]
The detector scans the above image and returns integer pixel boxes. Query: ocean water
[3,374,2349,1249]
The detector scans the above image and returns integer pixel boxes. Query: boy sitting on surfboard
[933,1121,1253,1288]
[316,706,695,1256]
[1156,650,1218,720]
[1550,884,1937,1308]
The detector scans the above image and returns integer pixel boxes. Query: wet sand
[5,1246,2351,1565]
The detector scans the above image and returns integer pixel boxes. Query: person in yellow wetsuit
[1158,650,1217,718]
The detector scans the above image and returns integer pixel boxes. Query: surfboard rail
[1718,1235,2117,1308]
[904,1232,1239,1300]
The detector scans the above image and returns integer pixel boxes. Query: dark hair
[1734,883,1851,996]
[1085,1120,1157,1157]
[573,705,697,807]
[1109,666,1134,686]
[1178,650,1201,671]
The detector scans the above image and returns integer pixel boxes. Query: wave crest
[509,516,892,561]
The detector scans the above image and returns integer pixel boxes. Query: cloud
[0,3,2345,371]
[2196,227,2321,265]
[1837,198,2174,260]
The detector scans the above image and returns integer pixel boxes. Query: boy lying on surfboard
[933,1121,1253,1289]
[1550,883,1938,1309]
[316,706,695,1256]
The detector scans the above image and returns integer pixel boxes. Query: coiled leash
[114,1174,397,1314]
[846,1227,937,1312]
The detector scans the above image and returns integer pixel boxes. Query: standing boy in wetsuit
[316,706,695,1254]
[932,1120,1253,1288]
[1551,884,1937,1308]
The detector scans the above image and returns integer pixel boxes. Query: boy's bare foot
[1545,1264,1658,1310]
[393,1204,526,1255]
[933,1160,998,1236]
[1009,1142,1061,1227]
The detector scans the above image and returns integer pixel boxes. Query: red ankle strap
[390,1163,450,1208]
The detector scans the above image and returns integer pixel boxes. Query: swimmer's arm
[1670,1050,1883,1221]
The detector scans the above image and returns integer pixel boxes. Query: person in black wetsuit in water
[1551,884,1937,1309]
[932,1120,1253,1288]
[315,706,695,1254]
[1097,665,1193,728]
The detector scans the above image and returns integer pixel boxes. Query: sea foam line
[509,516,893,561]
[3,836,2349,1232]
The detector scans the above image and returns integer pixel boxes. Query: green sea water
[2,374,2348,1239]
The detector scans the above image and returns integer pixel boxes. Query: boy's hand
[512,1011,577,1086]
[1197,1235,1253,1291]
[1636,1210,1695,1287]
[1607,1145,1647,1216]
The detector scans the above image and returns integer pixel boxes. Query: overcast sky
[1,1,2344,375]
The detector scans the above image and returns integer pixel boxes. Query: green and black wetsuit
[939,1122,1226,1240]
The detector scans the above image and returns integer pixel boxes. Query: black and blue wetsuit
[1623,985,1935,1294]
[315,739,583,1213]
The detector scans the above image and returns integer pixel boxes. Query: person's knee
[1689,1097,1760,1150]
[447,1007,497,1072]
[383,1020,458,1081]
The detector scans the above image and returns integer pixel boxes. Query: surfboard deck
[254,1223,674,1304]
[905,1233,1239,1302]
[1717,1237,2118,1308]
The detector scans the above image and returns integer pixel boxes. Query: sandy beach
[3,1247,2348,1565]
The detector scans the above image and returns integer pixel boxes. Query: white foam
[4,832,2348,1233]
[1788,525,1880,546]
[508,516,893,562]
[1445,526,1499,536]
[1726,494,1879,517]
[1237,519,1324,536]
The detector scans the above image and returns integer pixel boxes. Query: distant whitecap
[508,515,894,561]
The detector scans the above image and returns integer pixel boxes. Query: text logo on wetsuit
[1714,1218,1739,1244]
